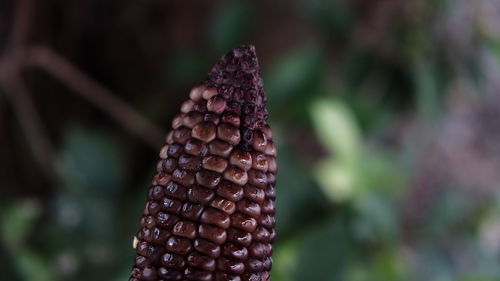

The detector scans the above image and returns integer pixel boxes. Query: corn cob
[129,45,277,281]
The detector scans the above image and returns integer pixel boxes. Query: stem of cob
[130,45,277,281]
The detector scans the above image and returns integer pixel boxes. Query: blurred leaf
[53,194,113,238]
[310,97,361,163]
[208,0,253,54]
[414,60,442,120]
[356,150,406,196]
[167,51,208,88]
[423,189,469,238]
[344,51,376,91]
[315,159,356,201]
[309,97,361,202]
[303,0,351,40]
[59,126,127,197]
[345,248,408,281]
[14,249,55,281]
[311,97,404,202]
[1,200,55,281]
[1,200,41,247]
[294,219,353,281]
[275,143,329,235]
[353,194,398,243]
[265,46,325,116]
[272,238,300,281]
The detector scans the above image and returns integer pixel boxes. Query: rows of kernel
[131,85,277,281]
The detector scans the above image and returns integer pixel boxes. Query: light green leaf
[1,200,41,247]
[310,98,361,163]
[315,159,356,202]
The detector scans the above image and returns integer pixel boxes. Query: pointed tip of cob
[204,45,268,151]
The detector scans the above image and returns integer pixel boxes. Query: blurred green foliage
[2,0,500,280]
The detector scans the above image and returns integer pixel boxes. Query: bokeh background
[2,0,500,280]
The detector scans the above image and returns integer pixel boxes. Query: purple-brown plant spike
[129,45,277,281]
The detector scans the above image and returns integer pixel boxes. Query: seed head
[129,45,277,281]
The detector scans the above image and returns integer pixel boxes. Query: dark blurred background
[1,0,500,280]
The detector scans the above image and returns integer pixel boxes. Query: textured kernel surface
[130,45,276,281]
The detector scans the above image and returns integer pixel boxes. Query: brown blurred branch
[0,0,164,179]
[6,0,33,50]
[24,47,164,148]
[0,71,59,178]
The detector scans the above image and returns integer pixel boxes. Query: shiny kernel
[187,252,216,271]
[203,155,228,173]
[223,166,248,186]
[159,144,169,159]
[198,224,227,244]
[217,124,240,145]
[177,154,202,171]
[172,169,195,187]
[192,122,217,142]
[223,243,249,261]
[165,236,192,256]
[158,267,182,280]
[251,152,268,171]
[161,252,185,269]
[181,99,195,113]
[202,87,218,99]
[210,197,236,215]
[207,96,227,114]
[208,140,233,157]
[173,127,192,144]
[267,157,277,173]
[201,208,230,229]
[183,111,204,129]
[181,202,205,221]
[243,185,265,203]
[214,272,241,281]
[172,221,197,239]
[196,170,222,189]
[190,85,205,101]
[187,186,215,204]
[184,267,213,281]
[185,138,208,156]
[194,238,221,258]
[229,150,252,170]
[217,181,244,201]
[217,257,245,275]
[227,228,253,247]
[171,113,185,129]
[247,170,267,188]
[221,114,240,127]
[236,199,261,218]
[264,141,277,157]
[252,130,267,152]
[231,213,257,232]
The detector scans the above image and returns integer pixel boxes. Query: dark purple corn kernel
[183,112,204,128]
[184,267,213,281]
[129,45,276,280]
[188,186,215,204]
[166,236,193,256]
[162,253,186,269]
[187,252,217,271]
[199,224,228,244]
[181,202,205,220]
[194,238,222,258]
[204,113,221,125]
[185,138,208,156]
[209,140,233,158]
[172,221,197,239]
